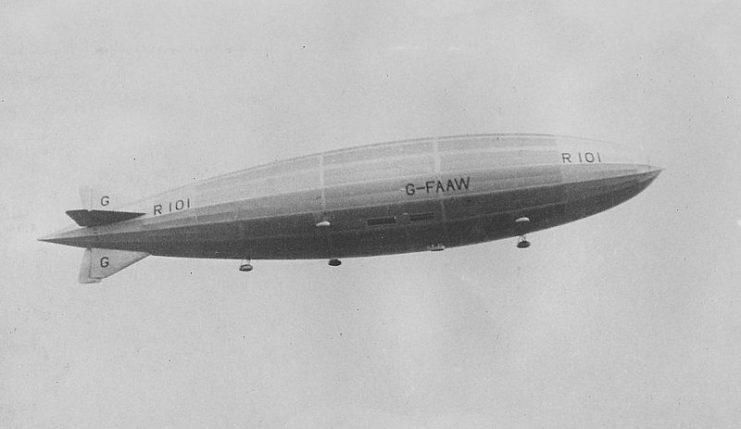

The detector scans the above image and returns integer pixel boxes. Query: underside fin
[79,248,149,284]
[66,209,145,227]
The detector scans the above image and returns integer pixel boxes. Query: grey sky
[2,1,741,427]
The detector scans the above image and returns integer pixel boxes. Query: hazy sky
[2,1,741,427]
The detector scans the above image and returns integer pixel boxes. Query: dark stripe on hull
[80,169,659,259]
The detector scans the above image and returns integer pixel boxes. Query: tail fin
[66,209,145,227]
[79,248,149,284]
[68,187,144,227]
[79,186,116,210]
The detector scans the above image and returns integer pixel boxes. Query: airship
[39,134,662,283]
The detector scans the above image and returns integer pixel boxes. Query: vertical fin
[79,187,115,210]
[78,248,99,284]
[78,248,149,283]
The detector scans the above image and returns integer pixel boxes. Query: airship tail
[65,209,145,227]
[65,186,146,227]
[78,248,149,284]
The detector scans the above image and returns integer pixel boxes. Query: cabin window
[409,212,435,222]
[367,216,397,226]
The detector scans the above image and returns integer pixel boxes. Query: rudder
[79,248,149,284]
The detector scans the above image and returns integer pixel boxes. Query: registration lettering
[405,176,470,196]
[153,198,191,215]
[561,152,603,164]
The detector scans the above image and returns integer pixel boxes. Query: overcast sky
[2,1,741,427]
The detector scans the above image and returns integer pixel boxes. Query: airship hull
[42,134,662,263]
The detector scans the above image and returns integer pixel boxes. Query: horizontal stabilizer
[66,209,145,227]
[79,248,149,284]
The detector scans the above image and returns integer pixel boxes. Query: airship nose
[623,143,663,185]
[631,144,663,179]
[628,143,664,174]
[638,164,664,182]
[643,164,663,174]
